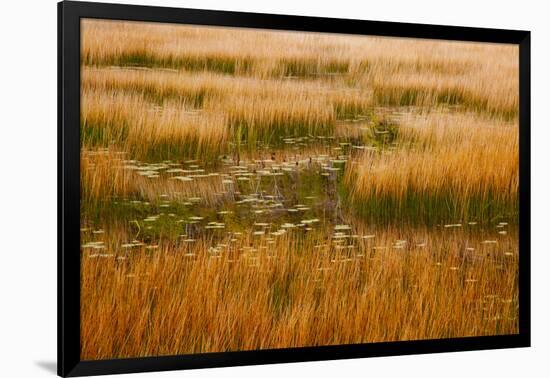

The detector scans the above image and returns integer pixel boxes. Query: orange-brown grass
[82,19,518,119]
[81,149,133,205]
[81,149,227,209]
[369,70,518,120]
[81,224,518,359]
[81,66,370,109]
[81,89,229,160]
[345,112,519,223]
[81,67,372,157]
[79,18,520,360]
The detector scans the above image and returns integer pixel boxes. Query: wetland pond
[81,110,516,267]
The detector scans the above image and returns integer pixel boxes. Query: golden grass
[81,149,132,204]
[345,113,519,223]
[81,67,372,158]
[82,19,518,118]
[79,18,520,361]
[81,224,518,359]
[81,89,229,159]
[369,70,518,119]
[81,149,226,208]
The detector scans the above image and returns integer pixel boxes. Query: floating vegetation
[281,223,296,229]
[81,241,105,249]
[301,219,320,225]
[444,224,462,228]
[88,253,114,258]
[121,241,144,248]
[205,222,225,229]
[172,176,193,182]
[335,225,351,231]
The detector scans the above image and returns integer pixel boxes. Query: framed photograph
[58,1,530,376]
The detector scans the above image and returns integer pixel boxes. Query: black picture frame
[58,1,531,376]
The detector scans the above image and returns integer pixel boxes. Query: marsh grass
[345,113,518,224]
[370,73,518,120]
[81,89,230,160]
[81,150,227,224]
[79,19,520,360]
[83,20,518,119]
[81,224,518,359]
[81,67,373,158]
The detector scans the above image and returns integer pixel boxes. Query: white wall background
[0,0,547,376]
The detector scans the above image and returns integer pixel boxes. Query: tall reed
[345,113,519,223]
[81,224,518,359]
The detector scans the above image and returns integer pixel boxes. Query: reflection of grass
[81,150,228,217]
[81,157,341,239]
